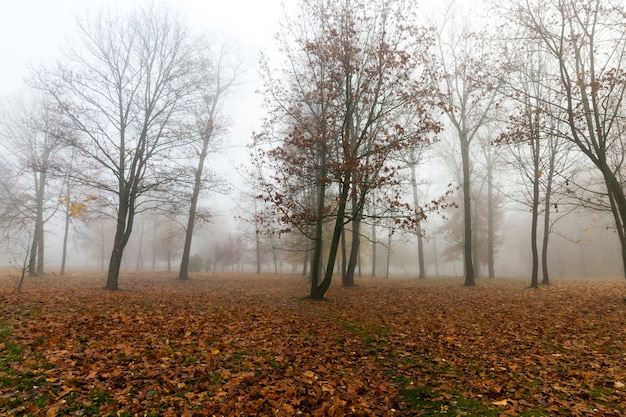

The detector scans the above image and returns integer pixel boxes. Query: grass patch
[400,386,504,416]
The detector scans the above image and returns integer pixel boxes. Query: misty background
[0,0,622,281]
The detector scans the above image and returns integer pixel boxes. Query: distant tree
[210,234,244,273]
[178,39,242,281]
[153,215,185,272]
[400,139,431,279]
[438,186,503,275]
[34,4,205,289]
[188,254,205,273]
[0,96,66,276]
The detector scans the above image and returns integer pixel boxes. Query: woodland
[0,0,625,296]
[2,0,626,414]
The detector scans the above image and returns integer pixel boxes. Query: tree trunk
[106,191,133,290]
[410,164,426,279]
[540,203,551,285]
[487,159,495,278]
[309,165,327,294]
[602,169,626,278]
[28,233,38,277]
[136,221,144,271]
[371,222,377,277]
[385,228,392,278]
[35,170,46,276]
[36,223,44,276]
[29,170,46,277]
[179,153,206,280]
[530,136,540,289]
[341,227,347,282]
[344,216,360,286]
[460,133,475,286]
[107,239,124,290]
[60,189,71,276]
[541,150,555,285]
[416,224,426,279]
[310,175,350,300]
[255,207,262,275]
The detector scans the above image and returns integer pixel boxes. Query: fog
[0,0,624,281]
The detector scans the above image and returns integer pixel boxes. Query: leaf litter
[1,273,625,416]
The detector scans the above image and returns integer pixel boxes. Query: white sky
[0,0,288,229]
[0,0,284,95]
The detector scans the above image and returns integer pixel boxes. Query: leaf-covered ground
[1,273,626,416]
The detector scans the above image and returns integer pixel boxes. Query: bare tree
[153,215,185,272]
[431,2,502,285]
[401,140,431,279]
[178,39,242,281]
[33,4,204,289]
[0,96,66,276]
[497,45,575,287]
[508,0,626,276]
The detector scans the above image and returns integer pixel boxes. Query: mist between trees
[0,0,625,298]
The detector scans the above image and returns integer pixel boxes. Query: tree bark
[29,170,46,276]
[310,174,350,300]
[106,190,134,290]
[60,183,71,276]
[371,221,377,277]
[530,131,540,288]
[410,163,426,279]
[487,157,495,278]
[541,147,556,285]
[460,132,475,286]
[344,216,360,286]
[179,138,209,280]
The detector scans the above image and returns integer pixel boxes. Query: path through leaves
[1,273,625,416]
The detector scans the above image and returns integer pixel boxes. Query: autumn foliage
[1,273,626,416]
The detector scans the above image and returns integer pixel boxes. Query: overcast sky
[0,0,284,95]
[0,0,289,227]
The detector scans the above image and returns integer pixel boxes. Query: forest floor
[1,272,626,416]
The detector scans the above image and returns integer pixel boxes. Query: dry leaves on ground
[1,273,625,416]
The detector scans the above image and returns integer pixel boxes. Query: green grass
[400,386,504,416]
[0,325,49,411]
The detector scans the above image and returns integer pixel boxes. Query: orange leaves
[2,274,626,415]
[58,194,97,221]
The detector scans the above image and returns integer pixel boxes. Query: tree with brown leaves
[253,0,440,298]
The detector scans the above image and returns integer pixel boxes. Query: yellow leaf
[492,399,509,406]
[211,349,220,355]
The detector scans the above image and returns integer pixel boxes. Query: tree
[178,39,242,280]
[58,149,97,276]
[253,0,439,299]
[153,215,184,272]
[497,44,575,287]
[0,96,66,276]
[400,138,431,279]
[34,4,204,289]
[508,0,626,276]
[431,2,502,285]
